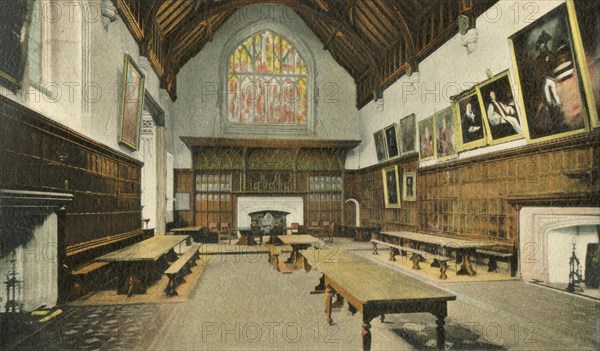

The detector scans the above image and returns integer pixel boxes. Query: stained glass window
[227,30,308,125]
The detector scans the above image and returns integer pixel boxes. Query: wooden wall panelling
[0,95,143,276]
[346,131,599,249]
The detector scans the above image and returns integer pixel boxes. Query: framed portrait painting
[418,117,435,161]
[399,114,417,155]
[382,165,401,208]
[118,54,145,150]
[373,130,388,162]
[452,89,487,150]
[509,3,590,142]
[384,123,400,158]
[434,107,456,159]
[403,171,416,202]
[476,71,525,145]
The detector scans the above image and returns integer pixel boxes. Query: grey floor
[13,241,600,351]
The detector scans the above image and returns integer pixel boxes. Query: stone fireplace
[519,207,600,287]
[0,190,73,312]
[236,197,303,229]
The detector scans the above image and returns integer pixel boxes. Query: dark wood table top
[379,231,503,249]
[95,235,189,262]
[171,226,204,232]
[277,234,321,245]
[301,248,456,304]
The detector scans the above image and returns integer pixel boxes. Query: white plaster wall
[0,0,170,161]
[547,225,599,284]
[346,0,566,169]
[172,4,359,168]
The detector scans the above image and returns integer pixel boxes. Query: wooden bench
[475,248,514,273]
[371,239,452,279]
[164,244,201,296]
[266,245,291,274]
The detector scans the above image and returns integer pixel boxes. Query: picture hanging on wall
[477,70,525,145]
[568,0,599,128]
[373,129,388,162]
[403,171,416,202]
[384,123,400,158]
[418,116,435,161]
[399,114,417,155]
[382,165,401,208]
[434,107,457,159]
[452,89,487,151]
[509,3,590,142]
[118,54,146,150]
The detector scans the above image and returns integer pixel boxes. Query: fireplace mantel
[237,197,304,229]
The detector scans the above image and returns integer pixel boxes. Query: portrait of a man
[434,107,455,158]
[382,166,401,208]
[477,71,524,144]
[373,130,388,162]
[454,91,487,150]
[510,4,588,141]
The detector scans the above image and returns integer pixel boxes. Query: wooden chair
[322,221,334,242]
[208,222,219,242]
[219,222,232,244]
[290,222,299,235]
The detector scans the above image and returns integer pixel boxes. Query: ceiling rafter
[113,0,500,104]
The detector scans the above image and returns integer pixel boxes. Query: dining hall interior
[0,0,599,350]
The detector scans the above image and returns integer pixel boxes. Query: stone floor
[9,239,600,351]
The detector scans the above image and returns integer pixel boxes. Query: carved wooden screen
[299,150,344,225]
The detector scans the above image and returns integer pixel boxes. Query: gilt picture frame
[118,54,145,150]
[509,3,590,142]
[434,107,457,160]
[399,114,417,155]
[418,116,435,161]
[452,89,487,151]
[384,123,400,158]
[382,165,401,208]
[476,71,525,145]
[373,129,388,162]
[403,171,416,202]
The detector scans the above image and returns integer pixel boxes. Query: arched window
[226,30,308,126]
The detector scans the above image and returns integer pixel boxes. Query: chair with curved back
[208,222,219,243]
[219,222,231,244]
[322,220,334,243]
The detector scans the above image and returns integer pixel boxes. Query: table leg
[439,260,448,280]
[389,248,396,261]
[488,256,498,272]
[457,249,476,276]
[325,286,334,325]
[362,315,373,351]
[411,253,421,270]
[372,242,378,255]
[432,302,448,351]
[311,274,325,293]
[286,247,299,264]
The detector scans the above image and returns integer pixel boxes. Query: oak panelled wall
[0,95,143,266]
[346,130,600,252]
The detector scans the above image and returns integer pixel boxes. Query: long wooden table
[171,226,204,243]
[301,248,456,351]
[374,231,504,276]
[276,234,321,271]
[95,235,190,296]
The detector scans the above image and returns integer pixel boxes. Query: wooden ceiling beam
[360,0,397,43]
[166,0,380,76]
